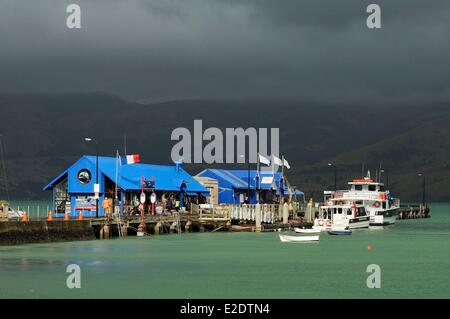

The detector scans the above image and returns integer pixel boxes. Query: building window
[77,169,92,184]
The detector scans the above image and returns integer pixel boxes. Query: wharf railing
[229,203,281,223]
[9,203,52,220]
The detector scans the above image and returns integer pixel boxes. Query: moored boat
[330,172,400,226]
[279,234,319,243]
[314,202,370,230]
[328,229,352,235]
[294,227,321,234]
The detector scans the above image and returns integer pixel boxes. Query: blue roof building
[44,155,209,217]
[196,169,303,204]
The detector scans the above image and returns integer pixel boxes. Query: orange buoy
[21,211,28,222]
[367,245,373,252]
[47,210,53,221]
[64,212,69,221]
[78,211,83,220]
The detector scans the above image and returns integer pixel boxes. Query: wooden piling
[184,219,192,232]
[255,203,261,232]
[154,222,161,235]
[169,221,177,233]
[283,203,289,225]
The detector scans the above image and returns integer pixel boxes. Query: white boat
[329,172,400,226]
[314,202,370,230]
[0,201,24,221]
[294,227,321,234]
[279,234,319,243]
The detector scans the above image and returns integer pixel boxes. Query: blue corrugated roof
[228,169,284,190]
[204,169,248,189]
[197,168,298,191]
[44,155,208,193]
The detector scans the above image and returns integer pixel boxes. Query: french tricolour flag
[121,154,140,165]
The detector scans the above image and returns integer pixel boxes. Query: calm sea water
[0,203,449,299]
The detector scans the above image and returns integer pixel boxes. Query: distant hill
[294,112,450,201]
[0,93,449,201]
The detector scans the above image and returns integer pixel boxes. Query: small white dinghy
[294,227,321,234]
[279,234,320,243]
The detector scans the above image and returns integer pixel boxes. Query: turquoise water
[0,204,449,298]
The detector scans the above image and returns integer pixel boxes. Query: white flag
[272,155,283,166]
[283,158,291,169]
[258,154,271,166]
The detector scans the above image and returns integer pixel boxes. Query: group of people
[126,192,200,215]
[102,190,209,216]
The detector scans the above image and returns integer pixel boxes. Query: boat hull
[369,208,398,226]
[294,227,321,234]
[279,234,319,243]
[328,230,352,235]
[313,218,370,230]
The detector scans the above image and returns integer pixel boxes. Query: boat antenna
[378,162,382,183]
[361,163,365,179]
[0,134,10,202]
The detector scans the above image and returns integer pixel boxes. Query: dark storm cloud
[0,0,449,104]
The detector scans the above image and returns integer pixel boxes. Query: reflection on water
[369,226,385,230]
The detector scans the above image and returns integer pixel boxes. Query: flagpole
[271,154,275,203]
[256,154,260,204]
[281,156,285,204]
[115,150,119,200]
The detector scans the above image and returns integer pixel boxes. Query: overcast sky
[0,0,449,104]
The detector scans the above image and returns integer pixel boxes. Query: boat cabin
[318,203,367,220]
[349,179,385,193]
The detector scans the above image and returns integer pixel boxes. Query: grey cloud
[0,0,449,105]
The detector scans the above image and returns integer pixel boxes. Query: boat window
[368,185,376,191]
[338,208,342,214]
[379,185,385,191]
[357,207,366,217]
[382,202,386,209]
[347,209,352,215]
[355,185,363,191]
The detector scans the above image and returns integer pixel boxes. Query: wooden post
[283,202,289,225]
[184,219,192,232]
[154,222,161,235]
[170,221,177,233]
[255,203,261,232]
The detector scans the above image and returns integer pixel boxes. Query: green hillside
[294,112,450,201]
